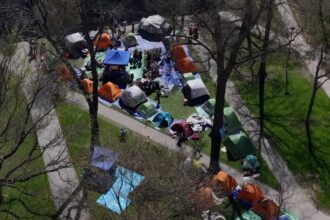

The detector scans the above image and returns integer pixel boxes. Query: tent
[58,65,73,82]
[120,85,148,110]
[238,183,264,209]
[152,112,173,128]
[212,171,238,195]
[279,212,300,220]
[136,101,158,119]
[223,132,256,161]
[199,98,216,117]
[123,33,138,49]
[98,82,122,102]
[242,154,260,175]
[81,78,93,94]
[64,33,87,59]
[223,107,241,135]
[251,199,280,220]
[138,15,172,41]
[170,120,194,139]
[182,79,210,106]
[182,72,195,83]
[104,50,130,66]
[83,146,119,194]
[176,57,197,74]
[171,45,187,63]
[235,211,262,220]
[93,33,112,50]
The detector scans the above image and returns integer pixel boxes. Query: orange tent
[81,78,93,94]
[58,65,73,82]
[212,171,238,195]
[251,199,280,220]
[171,45,187,62]
[238,183,264,206]
[98,82,122,101]
[93,33,112,50]
[176,57,197,74]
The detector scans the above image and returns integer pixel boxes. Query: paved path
[275,0,330,98]
[185,16,330,219]
[14,42,90,220]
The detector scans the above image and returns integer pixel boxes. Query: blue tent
[152,112,173,128]
[104,50,130,66]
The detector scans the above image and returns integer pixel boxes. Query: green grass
[232,51,330,210]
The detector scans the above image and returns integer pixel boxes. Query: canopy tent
[136,101,158,119]
[170,120,194,139]
[120,85,148,110]
[171,45,187,63]
[251,199,280,220]
[138,15,172,41]
[238,183,264,209]
[104,50,130,66]
[83,146,119,194]
[152,112,173,128]
[98,82,122,102]
[123,33,139,49]
[182,79,210,106]
[81,78,93,94]
[176,57,197,74]
[223,132,256,161]
[212,171,238,195]
[64,33,87,59]
[93,33,112,50]
[223,106,241,135]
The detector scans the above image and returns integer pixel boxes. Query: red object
[191,133,200,141]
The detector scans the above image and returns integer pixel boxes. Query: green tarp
[224,106,241,135]
[136,101,158,119]
[223,132,256,161]
[235,211,262,220]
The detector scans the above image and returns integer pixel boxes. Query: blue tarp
[104,50,130,65]
[91,146,119,171]
[96,166,144,214]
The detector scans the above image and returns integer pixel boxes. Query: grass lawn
[232,50,330,210]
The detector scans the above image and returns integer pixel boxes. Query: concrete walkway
[14,42,90,220]
[185,16,329,219]
[275,0,330,98]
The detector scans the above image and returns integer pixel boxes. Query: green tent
[223,132,256,161]
[223,106,241,135]
[195,98,215,117]
[182,72,195,83]
[136,101,158,119]
[235,211,262,220]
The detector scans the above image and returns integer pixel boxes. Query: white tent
[64,33,87,58]
[182,79,210,106]
[120,85,148,109]
[138,15,172,41]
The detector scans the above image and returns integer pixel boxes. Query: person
[155,90,161,108]
[177,132,186,147]
[188,27,193,44]
[127,73,134,87]
[193,27,199,40]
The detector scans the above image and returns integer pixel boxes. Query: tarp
[152,112,173,128]
[136,101,158,119]
[127,36,166,55]
[81,78,93,94]
[171,45,187,63]
[223,107,241,135]
[93,33,112,50]
[120,85,148,109]
[176,57,197,74]
[238,183,264,209]
[223,132,256,161]
[104,50,130,66]
[212,171,238,195]
[251,199,280,220]
[91,146,119,171]
[138,15,172,41]
[97,166,144,214]
[98,82,122,102]
[170,120,194,139]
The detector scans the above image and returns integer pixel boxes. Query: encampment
[223,107,241,135]
[138,15,172,41]
[238,183,264,209]
[98,82,122,102]
[152,112,173,128]
[64,33,87,59]
[223,132,256,161]
[182,79,210,106]
[171,45,187,63]
[104,50,130,66]
[251,199,280,220]
[176,57,197,74]
[81,78,93,94]
[136,101,158,119]
[58,64,73,82]
[212,171,238,195]
[170,120,194,139]
[120,85,148,110]
[93,33,112,50]
[123,33,139,49]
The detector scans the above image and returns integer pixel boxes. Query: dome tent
[152,112,173,128]
[98,82,122,102]
[223,132,256,161]
[120,85,148,110]
[138,15,172,41]
[64,33,87,59]
[136,101,158,119]
[182,79,210,106]
[123,33,138,49]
